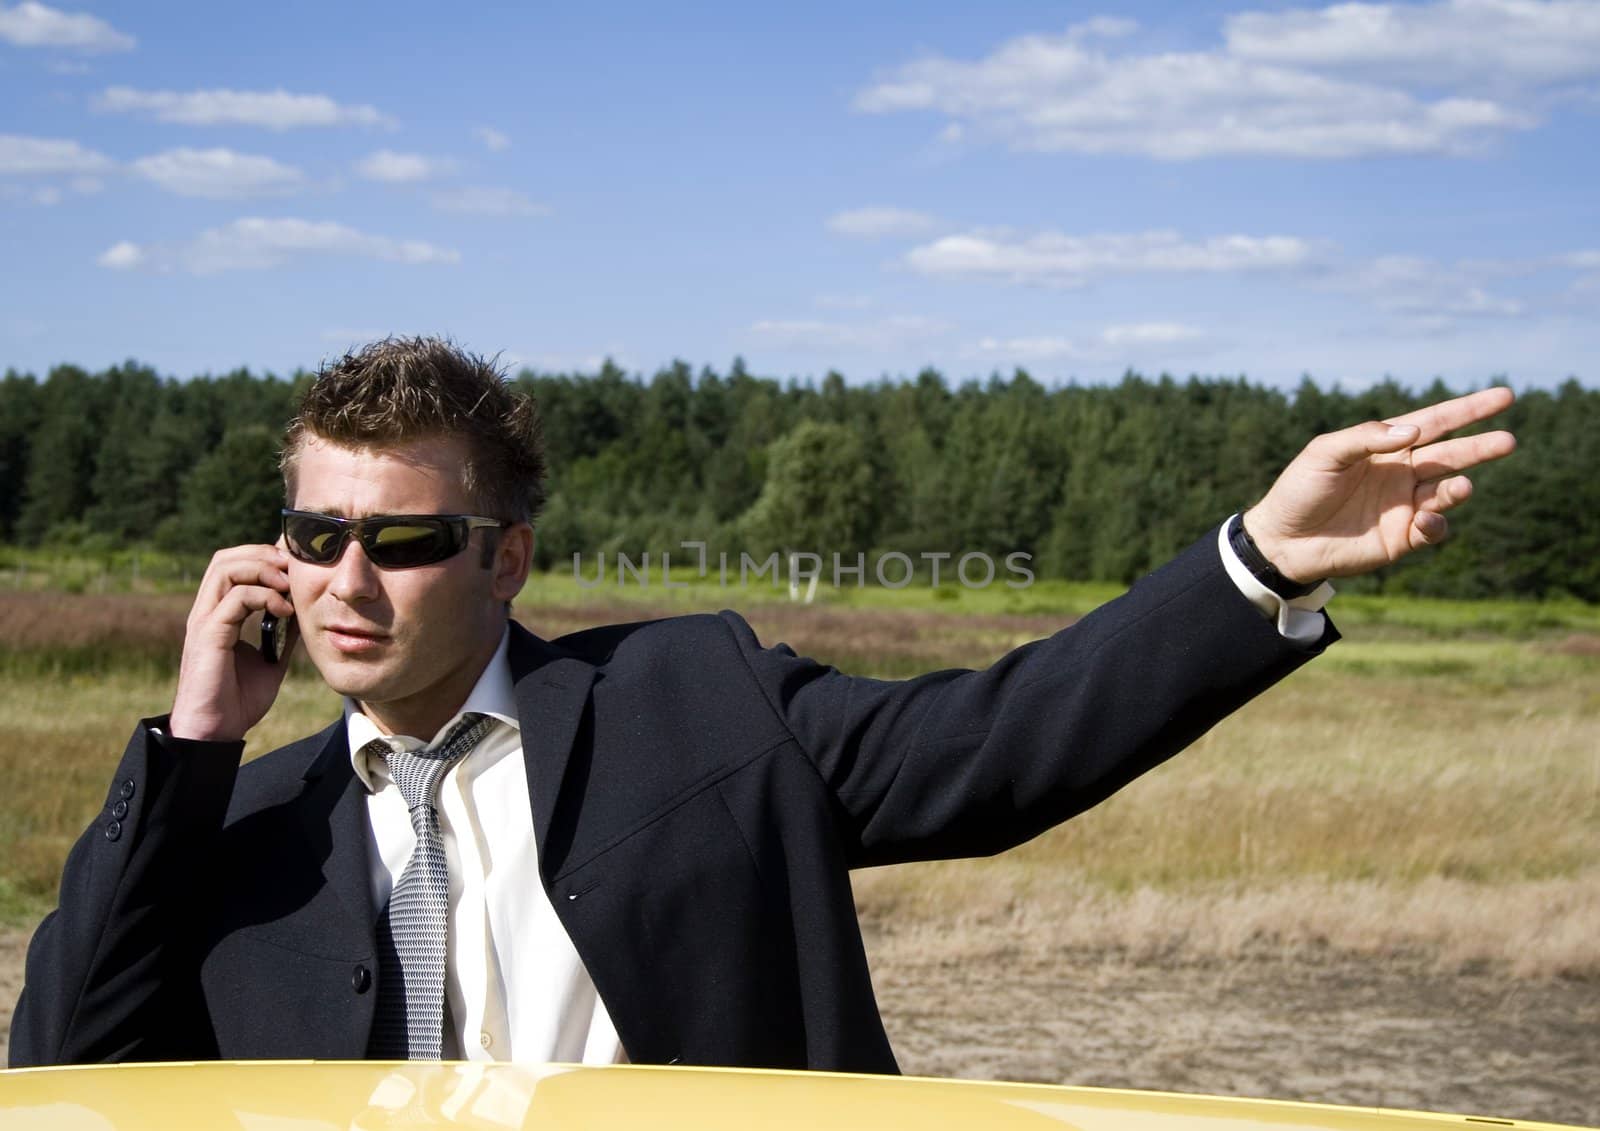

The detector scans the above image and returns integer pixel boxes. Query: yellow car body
[0,1062,1592,1131]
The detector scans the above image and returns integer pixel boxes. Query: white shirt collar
[347,625,519,793]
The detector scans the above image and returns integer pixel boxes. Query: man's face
[286,434,530,738]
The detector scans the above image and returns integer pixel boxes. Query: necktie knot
[374,712,494,814]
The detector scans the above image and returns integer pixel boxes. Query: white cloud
[968,335,1084,363]
[130,148,304,198]
[855,11,1547,159]
[0,1,133,51]
[94,86,393,130]
[825,206,940,239]
[97,240,143,269]
[98,218,460,274]
[0,133,112,175]
[473,126,511,152]
[355,149,455,183]
[1101,321,1205,346]
[967,322,1208,364]
[431,186,548,217]
[1330,254,1529,336]
[749,314,949,353]
[905,229,1315,286]
[0,182,91,207]
[1224,0,1600,88]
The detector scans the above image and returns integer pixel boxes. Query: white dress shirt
[346,628,623,1063]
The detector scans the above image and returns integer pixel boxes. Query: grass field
[2,570,1596,978]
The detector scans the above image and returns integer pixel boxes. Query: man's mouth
[325,625,390,654]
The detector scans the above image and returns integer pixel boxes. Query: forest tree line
[0,359,1594,601]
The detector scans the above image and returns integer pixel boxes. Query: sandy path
[869,941,1600,1128]
[2,926,1594,1127]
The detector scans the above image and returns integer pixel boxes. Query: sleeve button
[120,780,136,800]
[104,820,122,842]
[111,800,129,820]
[352,965,371,993]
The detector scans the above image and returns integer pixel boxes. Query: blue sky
[2,0,1596,389]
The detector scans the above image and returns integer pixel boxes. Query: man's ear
[491,522,535,603]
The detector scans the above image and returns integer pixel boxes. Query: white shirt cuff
[1217,516,1335,646]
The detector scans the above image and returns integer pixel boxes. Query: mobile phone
[260,610,295,665]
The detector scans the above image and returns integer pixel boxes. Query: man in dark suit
[9,337,1516,1071]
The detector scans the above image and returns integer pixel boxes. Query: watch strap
[1229,513,1323,600]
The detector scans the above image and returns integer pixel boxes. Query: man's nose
[329,537,382,604]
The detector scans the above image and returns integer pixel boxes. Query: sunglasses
[281,509,509,569]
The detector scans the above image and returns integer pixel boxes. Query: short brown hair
[282,336,546,521]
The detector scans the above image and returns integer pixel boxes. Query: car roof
[1,1061,1590,1131]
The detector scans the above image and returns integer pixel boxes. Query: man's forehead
[291,436,473,512]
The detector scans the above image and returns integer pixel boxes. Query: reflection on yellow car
[0,1062,1594,1131]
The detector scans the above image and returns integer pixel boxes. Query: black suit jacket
[9,530,1334,1071]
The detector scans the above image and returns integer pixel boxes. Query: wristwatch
[1229,513,1324,599]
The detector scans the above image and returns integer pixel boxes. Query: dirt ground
[864,930,1600,1129]
[2,925,1594,1127]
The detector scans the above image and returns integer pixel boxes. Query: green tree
[165,426,284,552]
[16,365,105,543]
[88,363,166,541]
[741,420,877,556]
[0,371,41,541]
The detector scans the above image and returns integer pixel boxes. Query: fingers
[194,545,291,621]
[1308,394,1516,475]
[172,544,296,742]
[1414,474,1472,515]
[186,545,295,657]
[1410,429,1517,480]
[1385,386,1515,446]
[214,583,295,625]
[1411,510,1449,548]
[1309,419,1422,469]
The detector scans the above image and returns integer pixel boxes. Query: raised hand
[168,543,297,742]
[1243,387,1517,584]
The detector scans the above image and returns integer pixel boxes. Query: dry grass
[851,637,1600,979]
[855,870,1600,979]
[0,667,340,914]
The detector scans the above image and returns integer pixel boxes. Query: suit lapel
[298,723,378,947]
[509,623,596,882]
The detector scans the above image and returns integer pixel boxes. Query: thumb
[1314,420,1420,470]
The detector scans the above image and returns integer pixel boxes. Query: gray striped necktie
[366,712,494,1060]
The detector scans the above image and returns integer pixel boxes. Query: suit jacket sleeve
[729,525,1337,868]
[7,718,241,1067]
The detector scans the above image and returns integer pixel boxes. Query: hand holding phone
[168,542,295,742]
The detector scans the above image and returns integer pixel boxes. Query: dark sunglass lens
[365,520,454,567]
[285,515,346,563]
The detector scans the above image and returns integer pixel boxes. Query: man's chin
[307,650,396,701]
